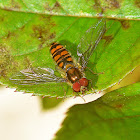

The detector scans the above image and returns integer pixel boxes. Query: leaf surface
[0,6,139,97]
[55,82,140,140]
[0,0,140,19]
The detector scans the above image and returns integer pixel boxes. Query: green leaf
[0,0,140,19]
[41,97,63,110]
[91,19,140,90]
[0,8,139,97]
[54,82,140,140]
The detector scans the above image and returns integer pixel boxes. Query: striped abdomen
[50,43,83,84]
[50,43,73,70]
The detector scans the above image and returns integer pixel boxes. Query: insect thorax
[66,66,82,84]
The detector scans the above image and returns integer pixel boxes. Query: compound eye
[79,78,88,87]
[73,82,81,92]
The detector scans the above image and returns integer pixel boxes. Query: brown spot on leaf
[102,35,113,45]
[44,1,63,12]
[3,31,16,40]
[93,0,101,9]
[92,0,121,15]
[19,25,25,30]
[10,0,21,9]
[119,20,130,29]
[48,33,56,39]
[44,3,52,11]
[6,32,11,39]
[54,1,61,8]
[2,0,21,10]
[97,0,121,11]
[32,16,56,49]
[0,45,13,77]
[93,0,104,15]
[135,0,140,8]
[0,16,4,22]
[108,0,120,9]
[115,104,123,109]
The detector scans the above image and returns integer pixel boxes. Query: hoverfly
[10,19,106,96]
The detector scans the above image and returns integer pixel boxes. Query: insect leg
[59,82,67,101]
[84,66,104,75]
[88,79,96,93]
[78,94,86,102]
[72,90,86,102]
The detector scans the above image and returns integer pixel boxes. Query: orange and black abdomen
[50,43,73,69]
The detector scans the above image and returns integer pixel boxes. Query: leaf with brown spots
[0,9,139,97]
[135,0,140,8]
[119,20,131,29]
[0,0,140,19]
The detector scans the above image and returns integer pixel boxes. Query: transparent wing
[77,18,106,69]
[10,67,66,85]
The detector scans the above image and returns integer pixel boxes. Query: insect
[10,19,106,96]
[50,42,89,93]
